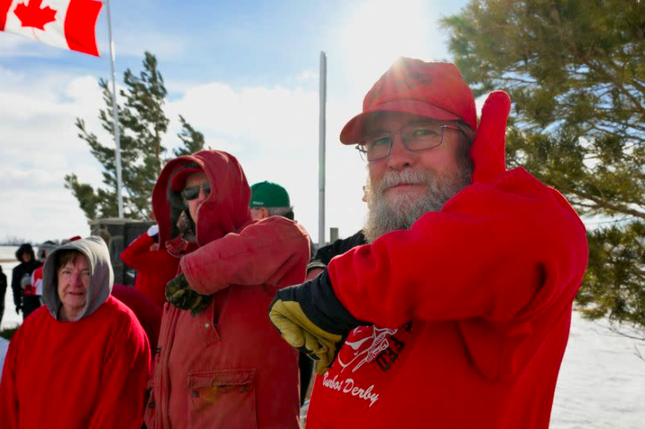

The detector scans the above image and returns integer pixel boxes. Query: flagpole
[105,0,124,219]
[318,51,327,248]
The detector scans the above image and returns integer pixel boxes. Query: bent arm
[328,175,588,329]
[181,217,310,295]
[120,233,158,269]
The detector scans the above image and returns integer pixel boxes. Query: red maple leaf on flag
[14,0,57,30]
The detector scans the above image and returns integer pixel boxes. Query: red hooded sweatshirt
[305,93,589,429]
[0,237,151,429]
[146,150,310,429]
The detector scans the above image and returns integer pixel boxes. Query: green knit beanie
[250,181,290,208]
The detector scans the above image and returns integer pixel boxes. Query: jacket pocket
[188,368,257,429]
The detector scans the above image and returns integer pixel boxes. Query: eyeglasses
[356,121,464,162]
[182,182,211,201]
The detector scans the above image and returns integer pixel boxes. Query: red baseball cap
[340,58,477,144]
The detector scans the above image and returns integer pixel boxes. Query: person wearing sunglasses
[269,58,588,429]
[145,150,310,429]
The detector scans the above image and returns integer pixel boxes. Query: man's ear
[260,207,270,219]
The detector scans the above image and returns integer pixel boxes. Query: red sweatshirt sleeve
[120,234,156,269]
[181,217,310,295]
[88,313,151,429]
[328,170,588,329]
[0,327,23,428]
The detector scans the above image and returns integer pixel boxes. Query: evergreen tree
[443,0,645,333]
[174,115,205,157]
[65,52,204,220]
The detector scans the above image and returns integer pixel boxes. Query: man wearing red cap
[145,151,310,429]
[269,58,589,428]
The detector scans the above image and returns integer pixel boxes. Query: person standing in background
[24,241,58,319]
[11,244,41,320]
[0,266,7,326]
[120,224,180,308]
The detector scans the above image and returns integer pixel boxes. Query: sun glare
[339,0,436,94]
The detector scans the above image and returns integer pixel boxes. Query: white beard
[363,166,471,243]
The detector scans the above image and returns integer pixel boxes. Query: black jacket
[311,230,367,267]
[11,244,41,310]
[0,269,7,312]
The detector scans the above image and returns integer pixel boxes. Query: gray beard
[363,166,472,243]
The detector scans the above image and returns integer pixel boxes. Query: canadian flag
[0,0,103,56]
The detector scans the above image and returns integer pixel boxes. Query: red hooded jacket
[145,150,310,429]
[305,93,589,429]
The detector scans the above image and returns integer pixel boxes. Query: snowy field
[551,312,645,429]
[1,246,644,427]
[1,246,21,331]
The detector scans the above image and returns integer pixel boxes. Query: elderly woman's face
[57,255,90,321]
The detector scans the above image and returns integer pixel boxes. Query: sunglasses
[181,182,211,201]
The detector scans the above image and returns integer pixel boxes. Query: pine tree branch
[560,185,645,220]
[586,61,645,116]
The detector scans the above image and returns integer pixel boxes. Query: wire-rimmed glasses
[356,121,464,162]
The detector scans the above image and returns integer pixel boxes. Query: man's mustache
[376,170,432,194]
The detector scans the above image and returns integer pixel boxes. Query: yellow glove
[268,271,363,375]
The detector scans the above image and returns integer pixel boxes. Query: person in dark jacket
[11,244,41,319]
[0,266,7,326]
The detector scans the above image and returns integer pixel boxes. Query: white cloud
[166,80,368,244]
[0,68,109,243]
[0,32,63,58]
[1,65,369,245]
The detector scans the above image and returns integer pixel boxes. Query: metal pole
[318,52,327,248]
[106,0,124,218]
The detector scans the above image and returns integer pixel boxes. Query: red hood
[152,150,252,251]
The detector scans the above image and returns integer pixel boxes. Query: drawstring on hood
[41,236,114,322]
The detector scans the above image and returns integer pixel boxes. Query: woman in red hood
[145,150,310,429]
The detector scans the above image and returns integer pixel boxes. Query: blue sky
[0,0,471,244]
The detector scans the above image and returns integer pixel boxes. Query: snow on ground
[1,246,21,331]
[0,338,8,382]
[1,247,644,426]
[551,311,645,429]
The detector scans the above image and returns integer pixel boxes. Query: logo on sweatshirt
[322,372,380,407]
[337,322,413,374]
